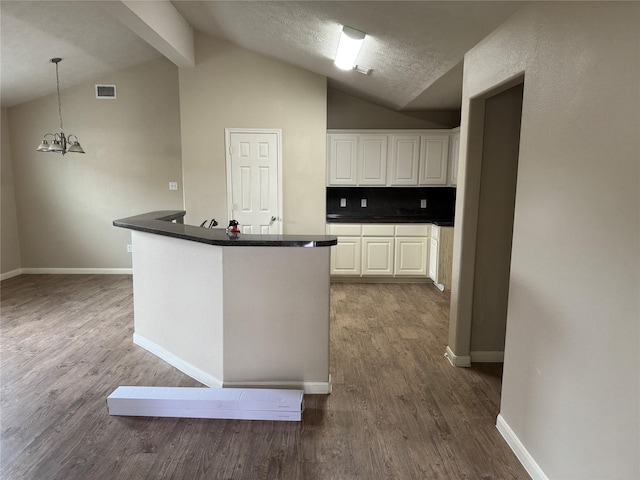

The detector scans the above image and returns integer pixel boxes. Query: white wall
[450,2,639,478]
[6,58,183,270]
[179,32,327,234]
[1,108,22,276]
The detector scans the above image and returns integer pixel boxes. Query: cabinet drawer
[395,224,430,237]
[327,224,362,236]
[362,224,395,236]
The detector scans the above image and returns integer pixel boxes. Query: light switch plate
[420,199,427,209]
[361,199,367,208]
[169,182,178,191]
[340,198,347,207]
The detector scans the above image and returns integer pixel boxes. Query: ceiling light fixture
[36,58,85,155]
[334,26,366,70]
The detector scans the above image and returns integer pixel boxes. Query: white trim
[444,345,471,367]
[134,333,331,394]
[225,128,283,234]
[496,414,548,480]
[0,269,22,281]
[223,376,332,395]
[133,333,223,388]
[470,350,505,362]
[19,268,132,275]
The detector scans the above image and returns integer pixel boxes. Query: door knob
[270,216,276,222]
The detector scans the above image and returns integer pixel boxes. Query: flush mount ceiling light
[36,58,85,155]
[334,26,366,70]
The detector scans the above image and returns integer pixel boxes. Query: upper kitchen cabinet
[448,128,460,186]
[419,134,450,185]
[327,129,458,187]
[328,134,358,185]
[389,135,421,185]
[358,135,388,185]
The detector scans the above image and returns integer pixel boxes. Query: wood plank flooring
[1,275,528,479]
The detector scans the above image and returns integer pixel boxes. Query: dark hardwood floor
[1,274,528,479]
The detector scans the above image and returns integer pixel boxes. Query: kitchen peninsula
[114,211,337,394]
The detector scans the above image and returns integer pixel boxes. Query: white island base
[131,231,332,394]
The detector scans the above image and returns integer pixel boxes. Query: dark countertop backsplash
[326,187,455,226]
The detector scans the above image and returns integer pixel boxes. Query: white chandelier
[36,58,85,155]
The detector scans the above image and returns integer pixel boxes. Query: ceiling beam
[102,0,195,68]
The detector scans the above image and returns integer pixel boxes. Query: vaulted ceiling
[1,1,525,110]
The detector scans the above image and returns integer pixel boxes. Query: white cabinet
[395,224,430,276]
[328,135,358,185]
[327,129,458,187]
[327,223,431,278]
[327,224,362,275]
[428,237,439,281]
[419,134,450,185]
[429,225,454,290]
[362,238,395,275]
[358,135,388,185]
[448,129,460,186]
[389,135,420,185]
[327,134,387,186]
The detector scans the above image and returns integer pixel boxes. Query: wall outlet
[361,199,367,208]
[169,181,178,191]
[340,198,347,207]
[126,244,133,253]
[420,199,427,209]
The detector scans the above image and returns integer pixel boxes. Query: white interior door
[226,130,282,234]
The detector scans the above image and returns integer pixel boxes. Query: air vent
[95,84,116,99]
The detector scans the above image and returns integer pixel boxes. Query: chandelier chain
[55,61,63,132]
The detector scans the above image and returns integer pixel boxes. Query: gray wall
[449,2,639,477]
[1,108,21,275]
[327,88,460,129]
[5,58,183,270]
[179,32,327,234]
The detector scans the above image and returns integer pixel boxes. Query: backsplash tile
[326,187,455,223]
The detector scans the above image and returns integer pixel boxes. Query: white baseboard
[133,333,223,388]
[0,269,22,281]
[496,414,548,480]
[20,268,132,275]
[223,377,332,395]
[471,350,505,362]
[133,333,331,394]
[444,345,471,367]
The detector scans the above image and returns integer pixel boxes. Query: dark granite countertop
[326,214,454,227]
[114,211,337,247]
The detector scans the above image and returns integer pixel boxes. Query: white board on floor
[106,386,304,421]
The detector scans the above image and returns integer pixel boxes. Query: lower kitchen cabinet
[362,237,395,276]
[331,236,361,275]
[395,237,429,276]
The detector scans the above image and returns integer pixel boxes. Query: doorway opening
[469,81,524,369]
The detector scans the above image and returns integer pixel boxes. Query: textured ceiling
[1,1,525,110]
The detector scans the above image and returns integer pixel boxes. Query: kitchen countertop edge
[114,211,338,247]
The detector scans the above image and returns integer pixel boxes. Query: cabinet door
[389,135,420,185]
[328,135,358,185]
[428,237,439,281]
[331,237,362,275]
[362,237,394,276]
[358,135,387,185]
[395,237,429,276]
[419,135,449,185]
[449,132,460,186]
